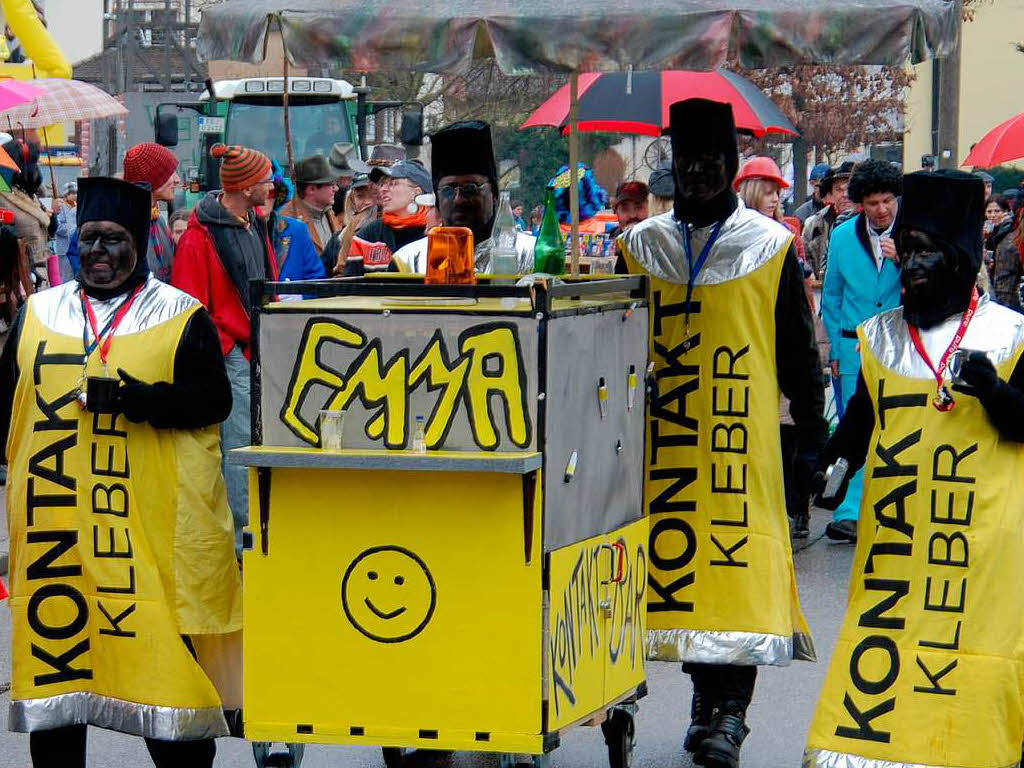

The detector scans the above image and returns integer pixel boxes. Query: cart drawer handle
[600,540,627,585]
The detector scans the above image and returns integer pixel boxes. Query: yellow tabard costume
[6,276,242,740]
[620,204,814,665]
[805,297,1024,768]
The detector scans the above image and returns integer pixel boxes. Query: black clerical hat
[430,120,498,193]
[77,176,152,262]
[899,170,985,273]
[668,99,739,185]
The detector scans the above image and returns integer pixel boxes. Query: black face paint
[899,234,973,329]
[78,221,137,290]
[674,152,729,205]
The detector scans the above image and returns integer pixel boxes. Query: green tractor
[155,76,421,208]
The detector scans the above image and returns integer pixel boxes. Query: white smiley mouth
[365,597,406,620]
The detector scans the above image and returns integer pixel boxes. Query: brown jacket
[0,188,50,268]
[281,197,340,254]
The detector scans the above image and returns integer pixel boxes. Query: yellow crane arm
[2,0,71,79]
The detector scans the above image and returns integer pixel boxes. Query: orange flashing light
[425,226,476,285]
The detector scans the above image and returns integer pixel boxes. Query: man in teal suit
[820,160,902,542]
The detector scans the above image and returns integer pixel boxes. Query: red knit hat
[123,142,178,191]
[211,143,272,192]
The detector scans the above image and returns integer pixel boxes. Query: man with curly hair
[820,159,903,542]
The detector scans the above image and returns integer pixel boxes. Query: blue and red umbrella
[522,69,798,138]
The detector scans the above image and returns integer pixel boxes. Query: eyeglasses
[439,182,489,200]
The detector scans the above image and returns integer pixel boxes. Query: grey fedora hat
[329,142,371,176]
[294,154,339,185]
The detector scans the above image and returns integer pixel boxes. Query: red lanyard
[81,285,144,368]
[907,288,979,412]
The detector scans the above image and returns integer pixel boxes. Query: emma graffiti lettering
[549,541,647,718]
[280,318,532,451]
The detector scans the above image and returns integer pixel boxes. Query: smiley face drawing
[342,546,437,643]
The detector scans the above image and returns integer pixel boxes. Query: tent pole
[282,32,295,182]
[29,65,57,201]
[569,71,580,278]
[40,125,58,201]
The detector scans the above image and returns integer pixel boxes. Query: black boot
[683,688,713,754]
[695,700,750,768]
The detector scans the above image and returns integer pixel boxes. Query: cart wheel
[532,755,552,768]
[601,709,635,768]
[252,742,305,768]
[382,747,407,768]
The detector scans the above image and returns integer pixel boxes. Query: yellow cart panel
[241,460,543,751]
[547,518,648,731]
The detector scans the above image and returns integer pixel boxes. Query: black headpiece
[668,99,739,226]
[77,176,152,295]
[430,120,498,194]
[899,170,984,274]
[898,170,985,328]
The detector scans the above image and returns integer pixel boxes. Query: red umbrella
[521,69,798,138]
[963,112,1024,168]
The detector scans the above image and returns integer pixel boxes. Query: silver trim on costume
[31,276,200,338]
[618,200,793,285]
[802,748,1018,768]
[646,629,816,665]
[9,693,229,740]
[861,295,1024,379]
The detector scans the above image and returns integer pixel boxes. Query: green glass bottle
[533,188,565,275]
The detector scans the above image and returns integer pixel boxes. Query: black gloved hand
[951,351,1000,400]
[116,367,159,423]
[813,459,852,511]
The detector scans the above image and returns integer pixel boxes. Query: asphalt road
[0,509,854,768]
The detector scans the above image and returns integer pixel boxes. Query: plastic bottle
[491,190,520,276]
[533,188,565,275]
[412,415,426,454]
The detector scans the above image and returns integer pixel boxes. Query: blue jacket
[66,230,79,274]
[821,213,901,376]
[271,213,325,283]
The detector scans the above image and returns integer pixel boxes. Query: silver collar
[618,200,793,285]
[30,276,200,338]
[860,294,1024,379]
